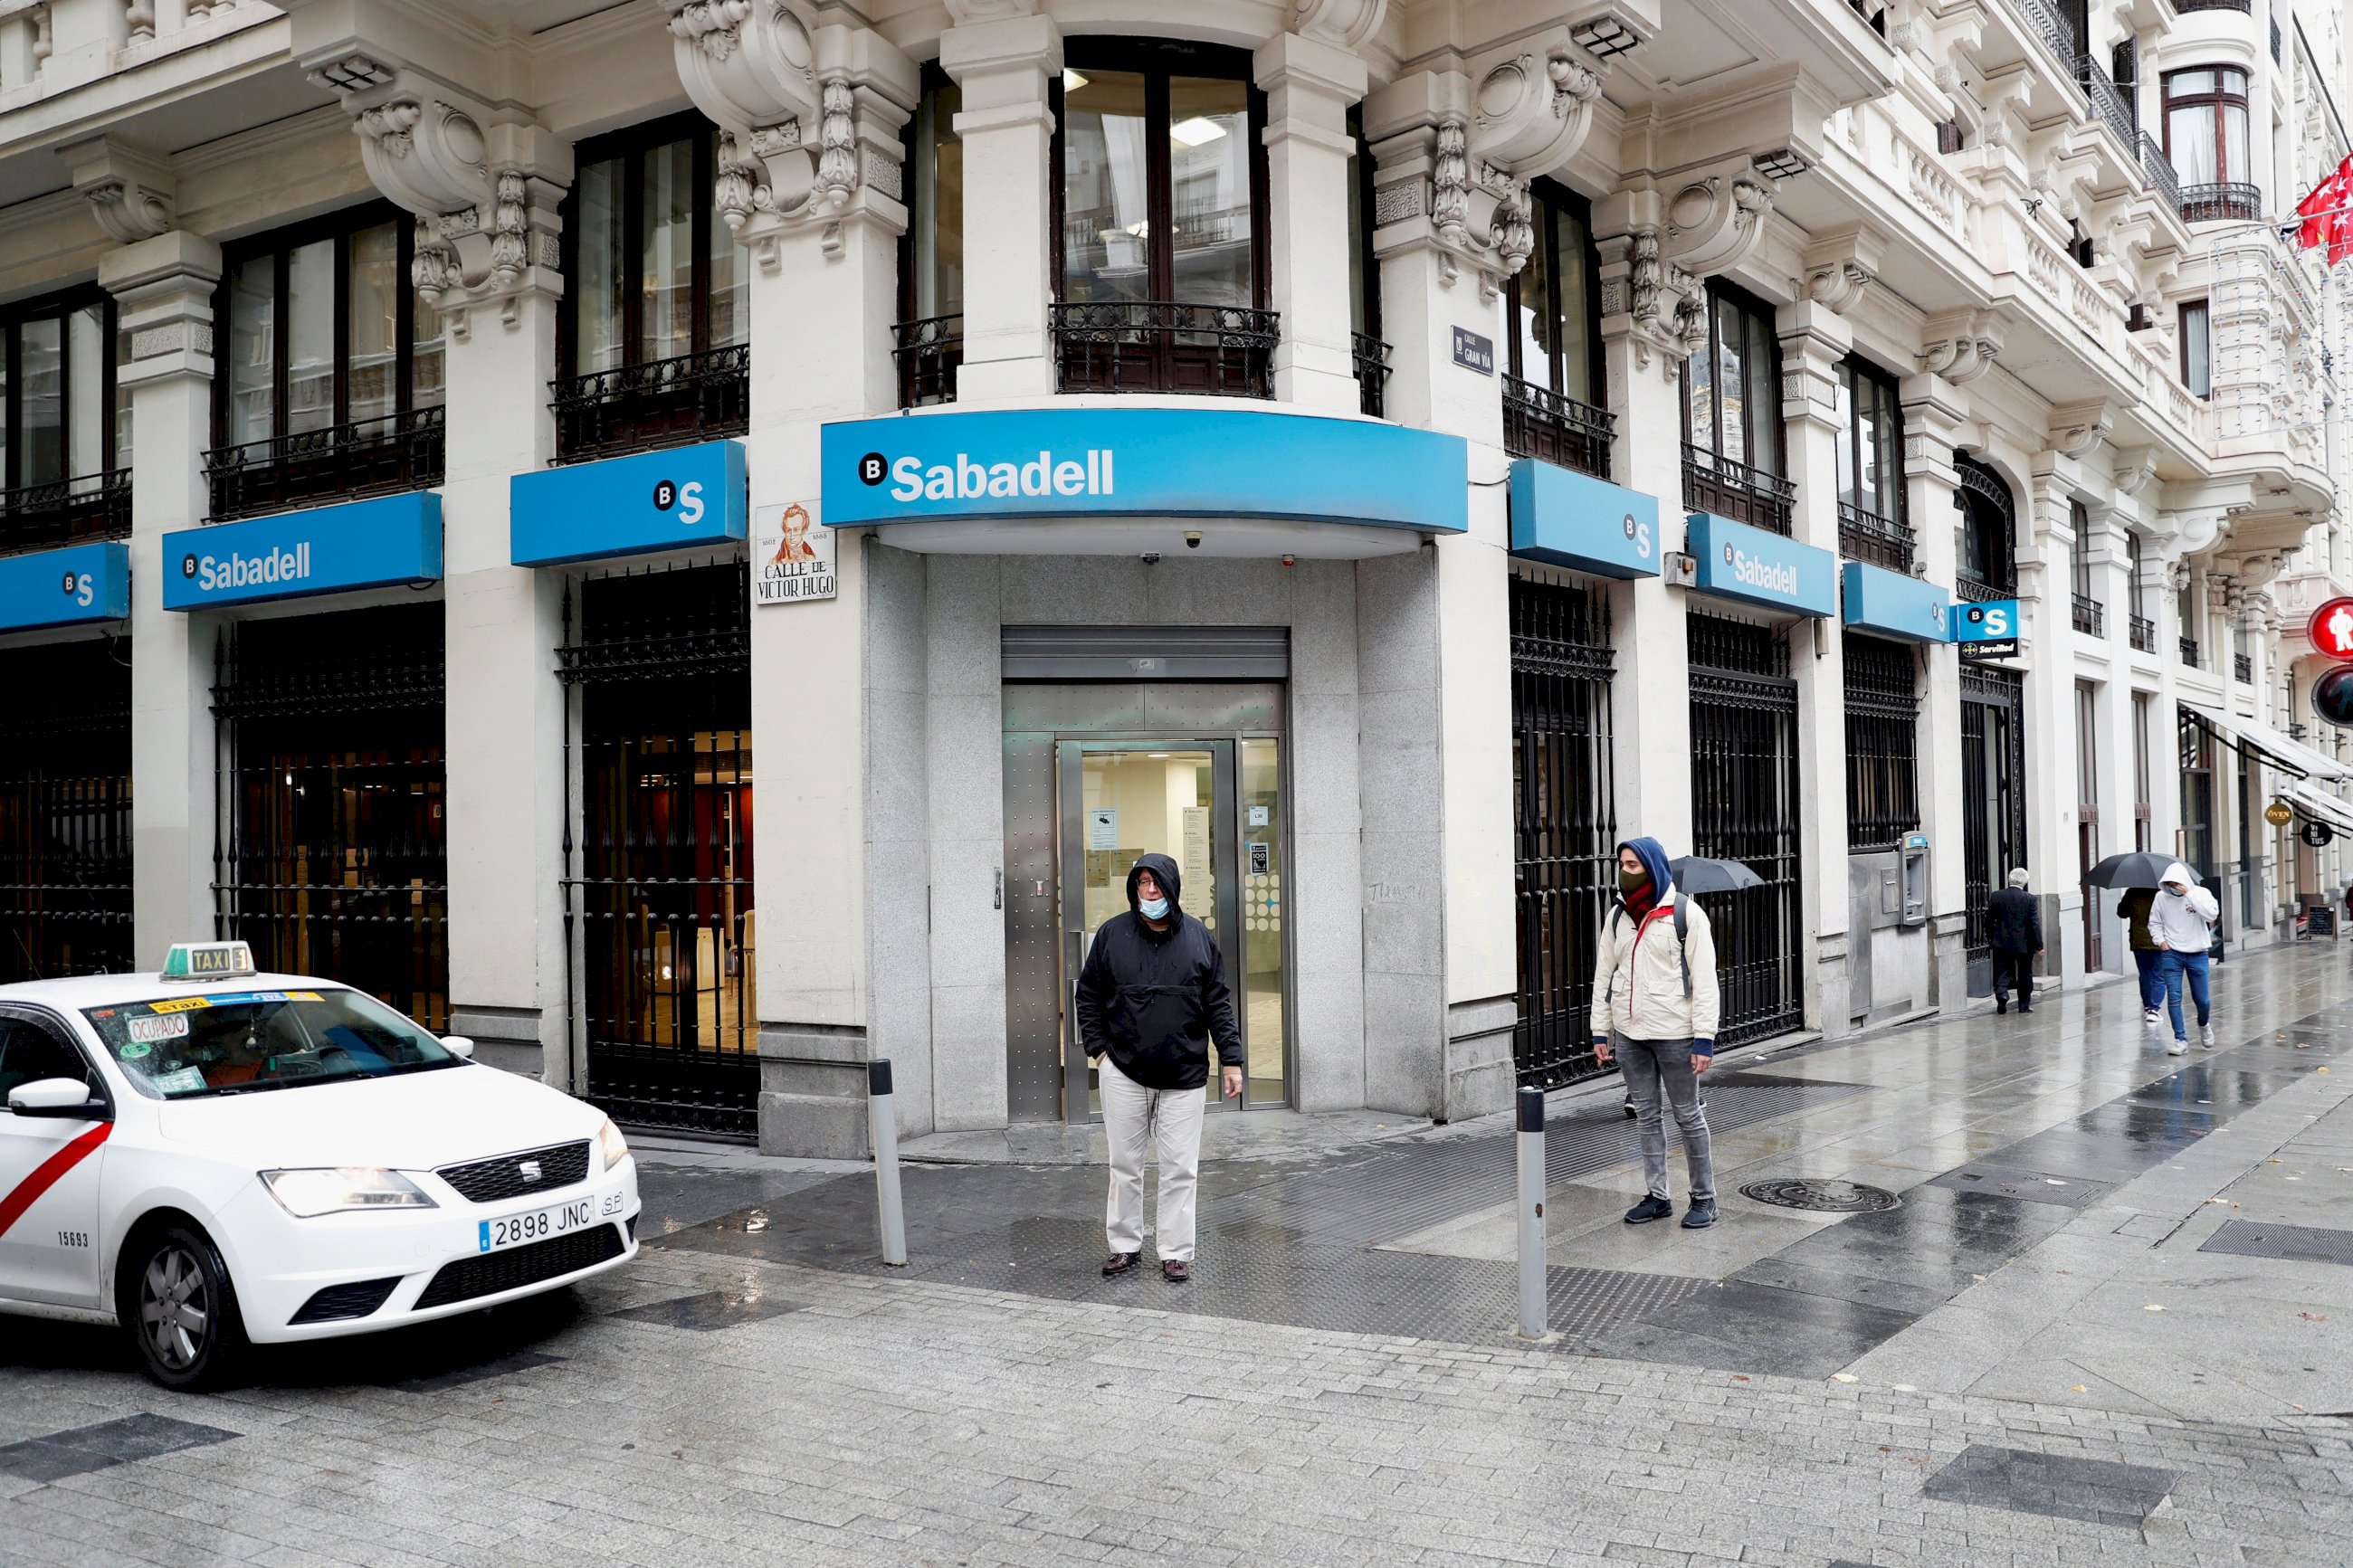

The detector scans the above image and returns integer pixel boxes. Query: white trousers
[1100,1056,1208,1262]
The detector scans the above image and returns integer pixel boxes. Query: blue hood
[1617,837,1673,902]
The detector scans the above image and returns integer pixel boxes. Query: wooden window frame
[1498,178,1605,407]
[0,286,118,491]
[211,201,418,451]
[1681,278,1786,474]
[2180,298,2212,399]
[1835,354,1906,525]
[2160,65,2250,182]
[557,110,724,383]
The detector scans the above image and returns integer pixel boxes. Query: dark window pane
[640,139,697,362]
[574,156,626,374]
[911,82,965,320]
[227,252,276,444]
[1167,77,1253,308]
[348,221,401,424]
[14,316,62,486]
[1061,70,1151,303]
[284,237,336,434]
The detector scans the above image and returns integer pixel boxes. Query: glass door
[1058,739,1290,1121]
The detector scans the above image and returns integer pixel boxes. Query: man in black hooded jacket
[1074,851,1245,1282]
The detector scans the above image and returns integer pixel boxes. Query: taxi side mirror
[439,1037,476,1060]
[7,1078,110,1120]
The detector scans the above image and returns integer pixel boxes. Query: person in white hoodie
[1590,837,1722,1230]
[2150,861,2220,1056]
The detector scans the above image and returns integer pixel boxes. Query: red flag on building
[2296,154,2353,254]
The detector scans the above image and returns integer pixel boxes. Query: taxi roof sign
[161,940,256,982]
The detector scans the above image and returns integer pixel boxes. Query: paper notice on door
[1088,808,1119,851]
[1182,807,1210,884]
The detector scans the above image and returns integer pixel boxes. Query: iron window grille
[1688,614,1805,1044]
[2072,594,2105,636]
[1681,280,1790,533]
[212,603,449,1033]
[557,115,748,462]
[1353,331,1392,419]
[1843,634,1920,854]
[894,314,964,409]
[1510,575,1616,1090]
[0,640,133,983]
[1505,375,1614,480]
[549,347,749,467]
[1050,41,1274,399]
[1,289,128,555]
[2180,637,2202,668]
[1955,453,2016,602]
[1837,502,1913,573]
[1960,663,2027,972]
[2235,652,2254,683]
[2130,613,2158,652]
[558,563,757,1139]
[1497,179,1608,474]
[209,204,442,520]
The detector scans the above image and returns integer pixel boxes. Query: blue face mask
[2164,885,2186,898]
[1139,896,1170,920]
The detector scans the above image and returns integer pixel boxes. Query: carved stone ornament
[1918,309,2002,384]
[2048,402,2111,461]
[1471,44,1605,185]
[1292,0,1386,51]
[1805,259,1872,313]
[2110,445,2160,499]
[1656,156,1785,280]
[61,137,176,245]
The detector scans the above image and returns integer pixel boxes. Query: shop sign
[751,501,836,605]
[2302,819,2336,848]
[1839,560,1951,643]
[1506,459,1659,579]
[1948,598,2021,660]
[1684,511,1835,618]
[162,492,442,611]
[510,439,746,566]
[0,540,129,632]
[821,408,1468,536]
[2309,595,2353,661]
[2265,799,2296,828]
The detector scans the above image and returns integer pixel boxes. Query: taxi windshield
[79,989,456,1099]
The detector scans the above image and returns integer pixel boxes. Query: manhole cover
[1739,1177,1900,1212]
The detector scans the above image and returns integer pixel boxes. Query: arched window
[2164,67,2258,221]
[1954,452,2015,600]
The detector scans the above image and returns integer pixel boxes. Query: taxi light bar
[161,940,256,982]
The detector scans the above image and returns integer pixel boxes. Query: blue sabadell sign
[162,492,442,611]
[1685,511,1835,618]
[0,540,130,632]
[510,439,747,566]
[1841,561,1951,644]
[1506,459,1660,579]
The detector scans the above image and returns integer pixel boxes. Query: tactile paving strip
[2197,1219,2353,1267]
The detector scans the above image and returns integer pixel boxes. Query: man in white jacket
[1590,837,1722,1230]
[2150,861,2220,1055]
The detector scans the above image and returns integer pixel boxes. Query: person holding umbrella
[2151,861,2220,1055]
[1591,839,1722,1230]
[2086,851,2215,1042]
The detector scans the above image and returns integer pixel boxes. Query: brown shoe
[1161,1259,1190,1283]
[1102,1251,1140,1277]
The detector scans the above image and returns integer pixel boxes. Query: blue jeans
[2160,949,2211,1041]
[2132,949,2166,1012]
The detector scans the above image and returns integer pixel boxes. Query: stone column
[104,232,221,967]
[440,161,574,1081]
[2021,456,2082,984]
[1900,375,1969,1011]
[1777,301,1854,1035]
[2084,498,2137,972]
[940,14,1060,403]
[1254,33,1367,414]
[745,95,914,1157]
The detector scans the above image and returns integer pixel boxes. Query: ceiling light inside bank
[1170,116,1228,147]
[1063,70,1088,91]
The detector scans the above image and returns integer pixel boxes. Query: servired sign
[2310,596,2353,661]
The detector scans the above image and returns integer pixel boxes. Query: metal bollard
[1514,1085,1550,1341]
[869,1059,908,1267]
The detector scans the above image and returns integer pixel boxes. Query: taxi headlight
[596,1117,630,1174]
[260,1167,436,1218]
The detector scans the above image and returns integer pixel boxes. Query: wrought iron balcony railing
[0,470,130,557]
[1836,501,1913,574]
[894,315,963,409]
[2013,0,2077,64]
[2179,183,2262,224]
[2072,593,2104,636]
[1050,300,1278,399]
[205,409,444,523]
[550,345,750,466]
[2076,55,2137,149]
[2171,0,2252,13]
[1353,331,1392,420]
[2140,135,2183,218]
[2235,652,2254,683]
[2129,613,2157,652]
[1504,375,1614,480]
[1681,443,1796,536]
[1956,572,2015,604]
[2180,636,2202,669]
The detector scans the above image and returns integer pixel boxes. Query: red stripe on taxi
[0,1121,111,1239]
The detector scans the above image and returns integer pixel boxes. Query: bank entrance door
[1004,680,1289,1122]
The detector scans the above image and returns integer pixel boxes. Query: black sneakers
[1624,1194,1674,1224]
[1681,1199,1719,1230]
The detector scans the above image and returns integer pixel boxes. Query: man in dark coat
[1988,866,2043,1013]
[1074,852,1244,1282]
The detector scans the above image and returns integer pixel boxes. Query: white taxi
[0,942,639,1389]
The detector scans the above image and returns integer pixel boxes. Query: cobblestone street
[8,942,2353,1567]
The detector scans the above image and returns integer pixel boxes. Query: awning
[2282,777,2353,833]
[2179,700,2353,783]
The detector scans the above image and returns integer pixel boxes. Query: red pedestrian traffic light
[2310,596,2353,661]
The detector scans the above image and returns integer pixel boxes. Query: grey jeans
[1617,1035,1714,1203]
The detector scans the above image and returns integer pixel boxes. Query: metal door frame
[1052,734,1283,1123]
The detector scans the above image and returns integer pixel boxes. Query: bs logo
[181,554,198,578]
[1963,603,2012,637]
[1619,512,1653,559]
[858,451,890,486]
[651,478,707,527]
[1723,543,1736,566]
[58,570,95,608]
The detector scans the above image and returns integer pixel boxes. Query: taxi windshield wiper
[187,1079,299,1098]
[385,1058,461,1076]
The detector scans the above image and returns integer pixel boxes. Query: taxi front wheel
[121,1221,246,1391]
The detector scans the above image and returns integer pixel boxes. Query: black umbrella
[2082,852,2202,889]
[1670,856,1763,894]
